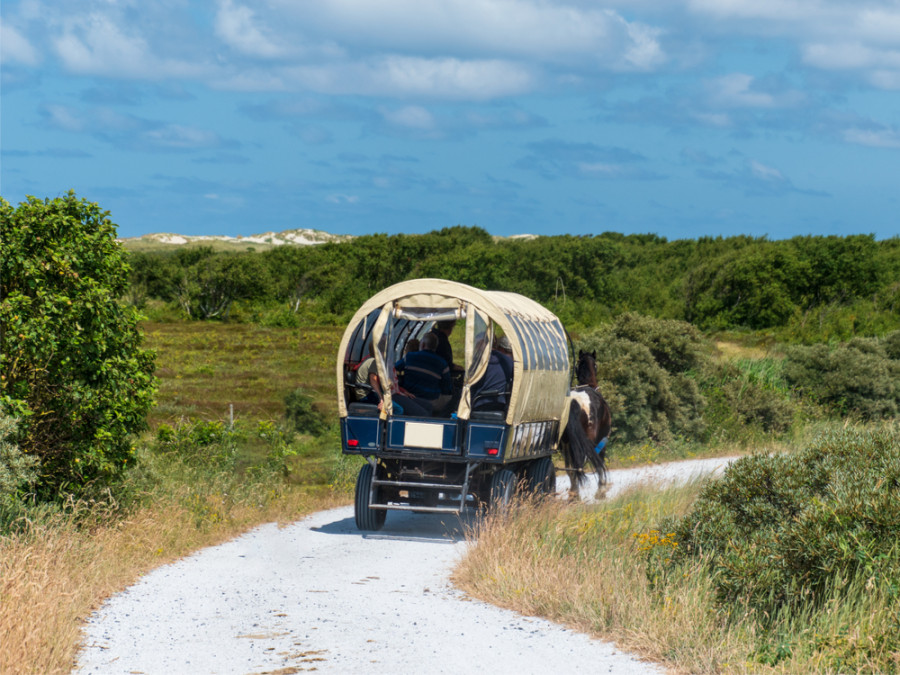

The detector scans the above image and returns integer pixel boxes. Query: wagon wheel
[489,468,516,511]
[355,462,386,531]
[525,456,557,497]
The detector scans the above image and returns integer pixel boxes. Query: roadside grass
[456,422,900,674]
[0,321,348,675]
[0,457,342,675]
[453,482,747,673]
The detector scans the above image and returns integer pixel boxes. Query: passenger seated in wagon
[395,332,453,414]
[471,334,514,413]
[353,341,431,417]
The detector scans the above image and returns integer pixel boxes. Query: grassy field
[146,321,342,427]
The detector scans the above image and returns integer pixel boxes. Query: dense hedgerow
[784,331,900,418]
[125,231,900,338]
[652,427,900,626]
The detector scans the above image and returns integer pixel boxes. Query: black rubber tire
[489,468,516,511]
[355,463,386,531]
[526,456,557,497]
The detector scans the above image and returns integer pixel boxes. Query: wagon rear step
[368,464,475,514]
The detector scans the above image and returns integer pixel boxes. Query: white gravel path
[76,456,737,675]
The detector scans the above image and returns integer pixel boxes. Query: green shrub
[578,314,707,444]
[699,359,794,440]
[284,388,329,436]
[605,312,706,373]
[656,426,900,623]
[0,411,37,500]
[0,193,157,496]
[153,420,236,470]
[784,334,900,418]
[885,329,900,360]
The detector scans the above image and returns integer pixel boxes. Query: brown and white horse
[560,350,612,488]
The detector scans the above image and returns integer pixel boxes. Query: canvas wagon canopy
[336,278,572,426]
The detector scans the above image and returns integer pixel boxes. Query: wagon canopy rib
[336,279,571,426]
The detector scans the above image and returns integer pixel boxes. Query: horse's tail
[561,398,606,488]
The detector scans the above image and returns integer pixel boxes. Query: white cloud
[43,104,85,132]
[578,162,625,177]
[12,0,900,101]
[381,105,435,130]
[803,42,900,70]
[271,0,665,71]
[750,160,785,182]
[688,1,900,90]
[706,73,805,109]
[869,69,900,89]
[687,0,823,23]
[215,0,285,59]
[843,127,900,149]
[142,124,222,149]
[286,56,535,100]
[1,20,40,66]
[802,42,900,88]
[855,7,900,44]
[51,11,207,79]
[622,20,665,70]
[326,193,359,204]
[709,74,776,108]
[54,13,151,74]
[693,111,732,127]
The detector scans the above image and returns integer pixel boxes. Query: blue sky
[2,1,898,240]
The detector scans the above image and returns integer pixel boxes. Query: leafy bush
[0,193,156,496]
[699,358,794,439]
[577,314,707,444]
[784,333,900,418]
[284,388,329,436]
[153,420,236,469]
[655,426,900,624]
[0,410,37,500]
[607,312,707,374]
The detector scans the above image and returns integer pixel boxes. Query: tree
[0,193,156,495]
[174,252,271,319]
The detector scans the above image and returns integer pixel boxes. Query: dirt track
[76,457,735,675]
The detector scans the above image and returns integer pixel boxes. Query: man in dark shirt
[396,333,452,413]
[471,344,514,412]
[429,320,458,371]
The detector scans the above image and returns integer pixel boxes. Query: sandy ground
[76,457,736,675]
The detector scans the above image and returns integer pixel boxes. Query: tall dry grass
[455,466,900,674]
[455,485,783,674]
[0,475,342,674]
[454,484,752,673]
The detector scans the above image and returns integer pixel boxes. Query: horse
[560,350,612,490]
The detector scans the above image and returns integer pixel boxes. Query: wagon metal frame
[337,279,573,530]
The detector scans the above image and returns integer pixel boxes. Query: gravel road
[76,457,735,675]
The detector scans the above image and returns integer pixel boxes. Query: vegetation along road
[75,460,732,675]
